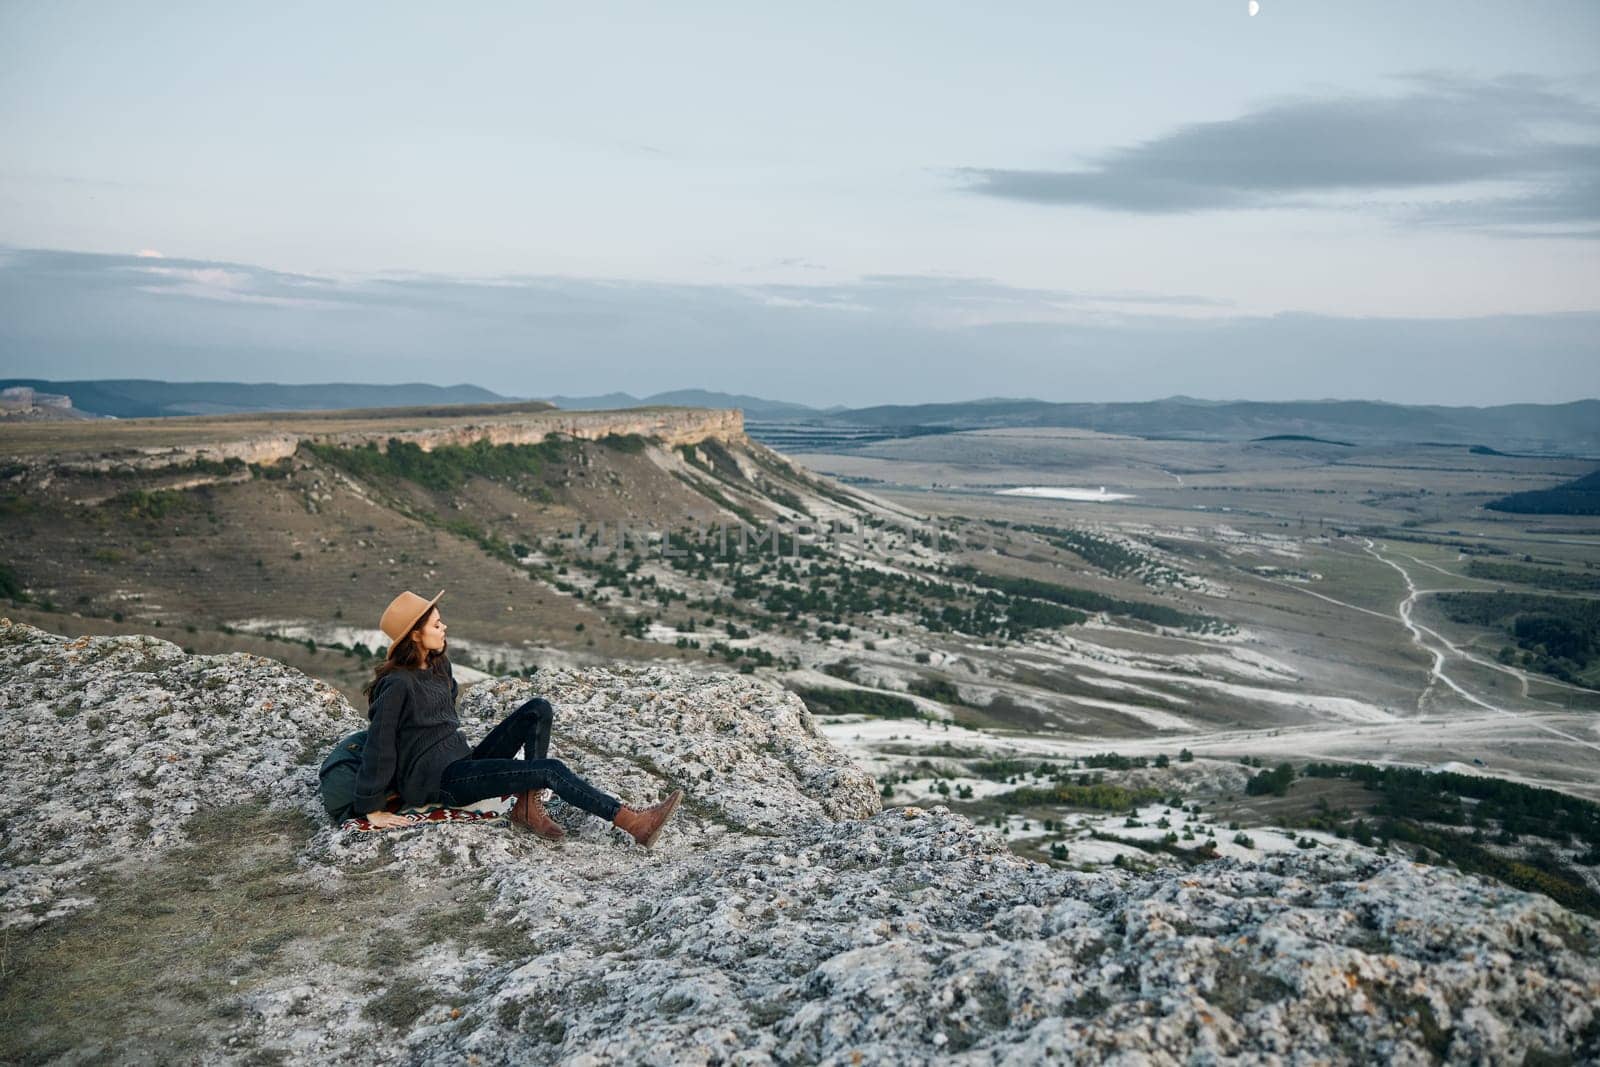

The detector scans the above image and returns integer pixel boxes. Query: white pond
[996,486,1135,502]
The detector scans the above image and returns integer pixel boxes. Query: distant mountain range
[0,379,509,419]
[798,397,1600,453]
[1,380,835,421]
[553,392,1600,453]
[539,389,843,419]
[4,379,1594,453]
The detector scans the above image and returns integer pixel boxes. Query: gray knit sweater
[351,656,473,814]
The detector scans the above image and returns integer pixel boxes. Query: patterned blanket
[339,794,519,834]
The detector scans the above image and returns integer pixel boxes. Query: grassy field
[0,797,526,1062]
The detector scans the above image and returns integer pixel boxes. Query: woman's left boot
[511,790,565,840]
[612,790,684,848]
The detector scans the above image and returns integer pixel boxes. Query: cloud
[957,72,1600,236]
[0,249,1224,331]
[1403,168,1600,233]
[0,248,364,309]
[0,245,1594,406]
[747,274,1232,327]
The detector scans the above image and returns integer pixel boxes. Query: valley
[3,402,1597,913]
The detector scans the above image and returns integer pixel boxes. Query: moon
[1249,0,1260,14]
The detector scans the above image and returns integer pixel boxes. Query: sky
[1,0,1597,407]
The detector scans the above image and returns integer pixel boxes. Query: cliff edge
[2,619,1595,1064]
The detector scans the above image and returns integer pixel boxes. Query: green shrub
[908,676,965,705]
[597,433,653,454]
[307,436,572,493]
[103,489,196,521]
[993,782,1161,811]
[791,686,921,719]
[0,562,23,600]
[1245,763,1295,797]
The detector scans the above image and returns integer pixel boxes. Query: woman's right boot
[612,790,684,848]
[511,790,565,840]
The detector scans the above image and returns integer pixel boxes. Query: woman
[353,588,682,847]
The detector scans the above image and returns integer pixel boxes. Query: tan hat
[379,589,445,647]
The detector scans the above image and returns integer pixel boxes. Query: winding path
[1258,540,1599,755]
[1357,538,1600,754]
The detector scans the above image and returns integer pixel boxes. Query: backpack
[318,730,369,824]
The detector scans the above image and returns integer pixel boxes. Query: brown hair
[363,605,450,704]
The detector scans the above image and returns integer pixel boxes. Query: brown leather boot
[511,790,565,841]
[611,790,684,848]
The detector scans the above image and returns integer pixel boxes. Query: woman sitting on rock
[353,588,683,846]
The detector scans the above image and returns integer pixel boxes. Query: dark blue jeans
[438,697,621,821]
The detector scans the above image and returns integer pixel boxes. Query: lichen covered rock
[2,619,1596,1065]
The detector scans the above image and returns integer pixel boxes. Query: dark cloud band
[0,245,1593,406]
[958,72,1600,236]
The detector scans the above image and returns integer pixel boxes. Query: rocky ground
[2,618,1597,1065]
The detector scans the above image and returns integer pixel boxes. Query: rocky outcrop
[0,386,74,411]
[47,431,304,473]
[311,406,747,453]
[2,618,1596,1065]
[9,407,746,477]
